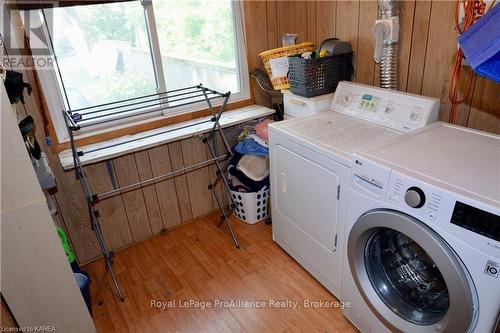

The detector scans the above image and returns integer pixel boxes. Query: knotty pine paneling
[315,1,336,46]
[113,154,153,241]
[406,0,432,95]
[420,1,459,122]
[148,144,183,229]
[356,0,378,85]
[168,141,195,222]
[245,0,499,133]
[181,138,215,217]
[85,162,133,250]
[468,79,500,134]
[335,1,360,81]
[134,150,165,234]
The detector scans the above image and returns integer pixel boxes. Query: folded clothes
[228,152,269,192]
[234,138,269,156]
[236,155,269,181]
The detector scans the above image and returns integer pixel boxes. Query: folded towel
[228,152,269,192]
[237,155,269,181]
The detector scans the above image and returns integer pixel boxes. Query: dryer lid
[270,112,401,160]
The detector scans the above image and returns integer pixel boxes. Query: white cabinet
[1,83,95,332]
[282,90,334,118]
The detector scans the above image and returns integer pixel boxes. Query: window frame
[36,0,250,144]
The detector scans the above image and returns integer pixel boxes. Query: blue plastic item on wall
[458,3,500,83]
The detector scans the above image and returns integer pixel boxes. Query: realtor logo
[0,1,53,55]
[1,2,56,70]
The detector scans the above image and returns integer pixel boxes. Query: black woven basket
[288,52,354,97]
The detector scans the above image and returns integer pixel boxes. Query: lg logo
[484,260,499,278]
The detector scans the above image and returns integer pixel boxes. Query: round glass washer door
[347,210,477,333]
[365,228,449,325]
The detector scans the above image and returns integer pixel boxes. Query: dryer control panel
[331,81,439,132]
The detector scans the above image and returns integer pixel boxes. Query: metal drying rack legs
[63,84,240,301]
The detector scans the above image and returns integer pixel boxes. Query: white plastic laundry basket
[230,186,269,224]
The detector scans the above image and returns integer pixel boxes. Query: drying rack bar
[64,84,228,127]
[77,89,219,117]
[97,154,229,201]
[77,92,217,122]
[76,96,224,129]
[63,110,80,131]
[63,84,242,302]
[68,84,221,114]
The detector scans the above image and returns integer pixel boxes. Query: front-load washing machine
[342,123,500,332]
[269,82,439,298]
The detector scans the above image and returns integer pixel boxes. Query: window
[49,2,157,110]
[36,0,249,142]
[154,0,240,94]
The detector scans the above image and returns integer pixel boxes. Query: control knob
[384,106,394,113]
[342,93,353,106]
[404,187,426,208]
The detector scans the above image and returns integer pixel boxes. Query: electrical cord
[449,0,488,124]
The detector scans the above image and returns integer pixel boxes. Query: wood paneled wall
[245,0,500,133]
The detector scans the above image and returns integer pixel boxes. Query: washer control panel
[387,172,444,222]
[331,81,439,132]
[351,154,500,256]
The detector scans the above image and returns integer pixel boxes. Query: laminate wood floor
[85,213,358,333]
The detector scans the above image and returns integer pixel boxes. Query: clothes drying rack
[63,84,240,301]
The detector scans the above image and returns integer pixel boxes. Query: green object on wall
[57,227,76,264]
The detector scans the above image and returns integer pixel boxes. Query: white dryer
[268,82,439,298]
[343,123,500,332]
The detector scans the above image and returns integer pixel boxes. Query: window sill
[58,105,275,170]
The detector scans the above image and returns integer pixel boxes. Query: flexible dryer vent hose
[378,0,401,89]
[380,43,398,89]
